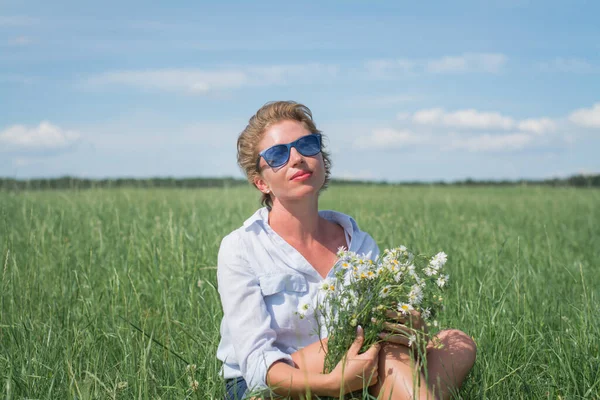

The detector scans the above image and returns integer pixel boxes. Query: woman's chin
[280,186,319,203]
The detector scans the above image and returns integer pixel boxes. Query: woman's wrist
[267,362,339,397]
[322,372,340,397]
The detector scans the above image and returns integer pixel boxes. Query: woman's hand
[378,309,429,349]
[328,325,380,395]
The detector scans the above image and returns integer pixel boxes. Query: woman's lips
[291,172,312,181]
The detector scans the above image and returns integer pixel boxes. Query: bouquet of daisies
[313,246,449,374]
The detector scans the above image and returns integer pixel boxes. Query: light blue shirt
[216,207,380,394]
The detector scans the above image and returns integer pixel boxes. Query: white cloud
[353,128,425,149]
[569,103,600,128]
[364,59,416,77]
[577,168,600,176]
[334,169,375,180]
[412,108,444,125]
[0,16,37,26]
[412,108,515,130]
[349,94,416,108]
[85,64,339,94]
[12,156,46,168]
[448,133,533,152]
[0,122,81,152]
[367,53,507,77]
[352,127,540,153]
[80,114,244,153]
[86,69,245,93]
[396,112,411,121]
[539,58,597,74]
[517,118,557,134]
[426,53,506,74]
[0,74,34,84]
[6,36,32,46]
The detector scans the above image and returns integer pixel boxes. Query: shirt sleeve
[360,231,381,261]
[216,232,294,393]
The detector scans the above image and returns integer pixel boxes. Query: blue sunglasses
[256,133,322,170]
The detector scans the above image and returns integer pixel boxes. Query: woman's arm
[266,361,336,397]
[217,233,296,393]
[218,232,379,396]
[266,326,380,398]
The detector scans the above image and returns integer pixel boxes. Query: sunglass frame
[256,133,322,170]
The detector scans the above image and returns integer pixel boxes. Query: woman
[216,101,476,399]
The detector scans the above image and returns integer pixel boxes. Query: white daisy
[393,271,404,283]
[319,278,335,293]
[408,334,417,347]
[340,261,352,270]
[422,307,431,320]
[408,285,423,305]
[380,285,392,298]
[430,252,448,270]
[297,300,311,319]
[436,274,449,288]
[398,303,414,315]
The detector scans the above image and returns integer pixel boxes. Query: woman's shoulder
[319,209,379,253]
[318,209,364,234]
[218,208,268,254]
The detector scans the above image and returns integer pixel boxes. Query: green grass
[1,185,599,399]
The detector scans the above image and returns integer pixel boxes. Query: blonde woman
[216,101,476,399]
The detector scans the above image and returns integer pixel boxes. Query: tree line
[0,174,599,191]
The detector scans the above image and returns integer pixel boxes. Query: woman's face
[254,120,326,204]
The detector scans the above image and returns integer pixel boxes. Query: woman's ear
[253,175,270,194]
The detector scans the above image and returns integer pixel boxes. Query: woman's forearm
[266,360,337,398]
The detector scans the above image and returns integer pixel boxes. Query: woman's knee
[380,342,415,364]
[430,329,477,368]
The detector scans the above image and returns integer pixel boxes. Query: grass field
[1,185,599,399]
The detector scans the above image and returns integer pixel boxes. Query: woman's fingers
[383,309,428,333]
[378,331,410,346]
[363,341,381,358]
[382,321,413,334]
[348,325,365,356]
[357,342,380,386]
[379,321,418,346]
[385,309,407,322]
[408,310,427,331]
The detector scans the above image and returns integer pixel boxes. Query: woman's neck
[268,197,323,245]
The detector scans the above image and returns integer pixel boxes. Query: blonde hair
[237,101,332,210]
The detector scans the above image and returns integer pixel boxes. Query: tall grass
[1,185,599,399]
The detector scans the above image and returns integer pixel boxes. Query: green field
[1,185,599,399]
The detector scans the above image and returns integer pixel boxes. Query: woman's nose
[288,146,305,167]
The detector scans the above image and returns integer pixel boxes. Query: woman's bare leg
[370,329,476,400]
[288,329,476,399]
[424,329,476,399]
[370,343,434,400]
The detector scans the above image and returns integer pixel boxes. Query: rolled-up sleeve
[361,232,380,261]
[217,232,294,392]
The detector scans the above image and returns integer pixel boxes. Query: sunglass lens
[297,135,321,156]
[264,145,289,168]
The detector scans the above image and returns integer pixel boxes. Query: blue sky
[1,0,599,182]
